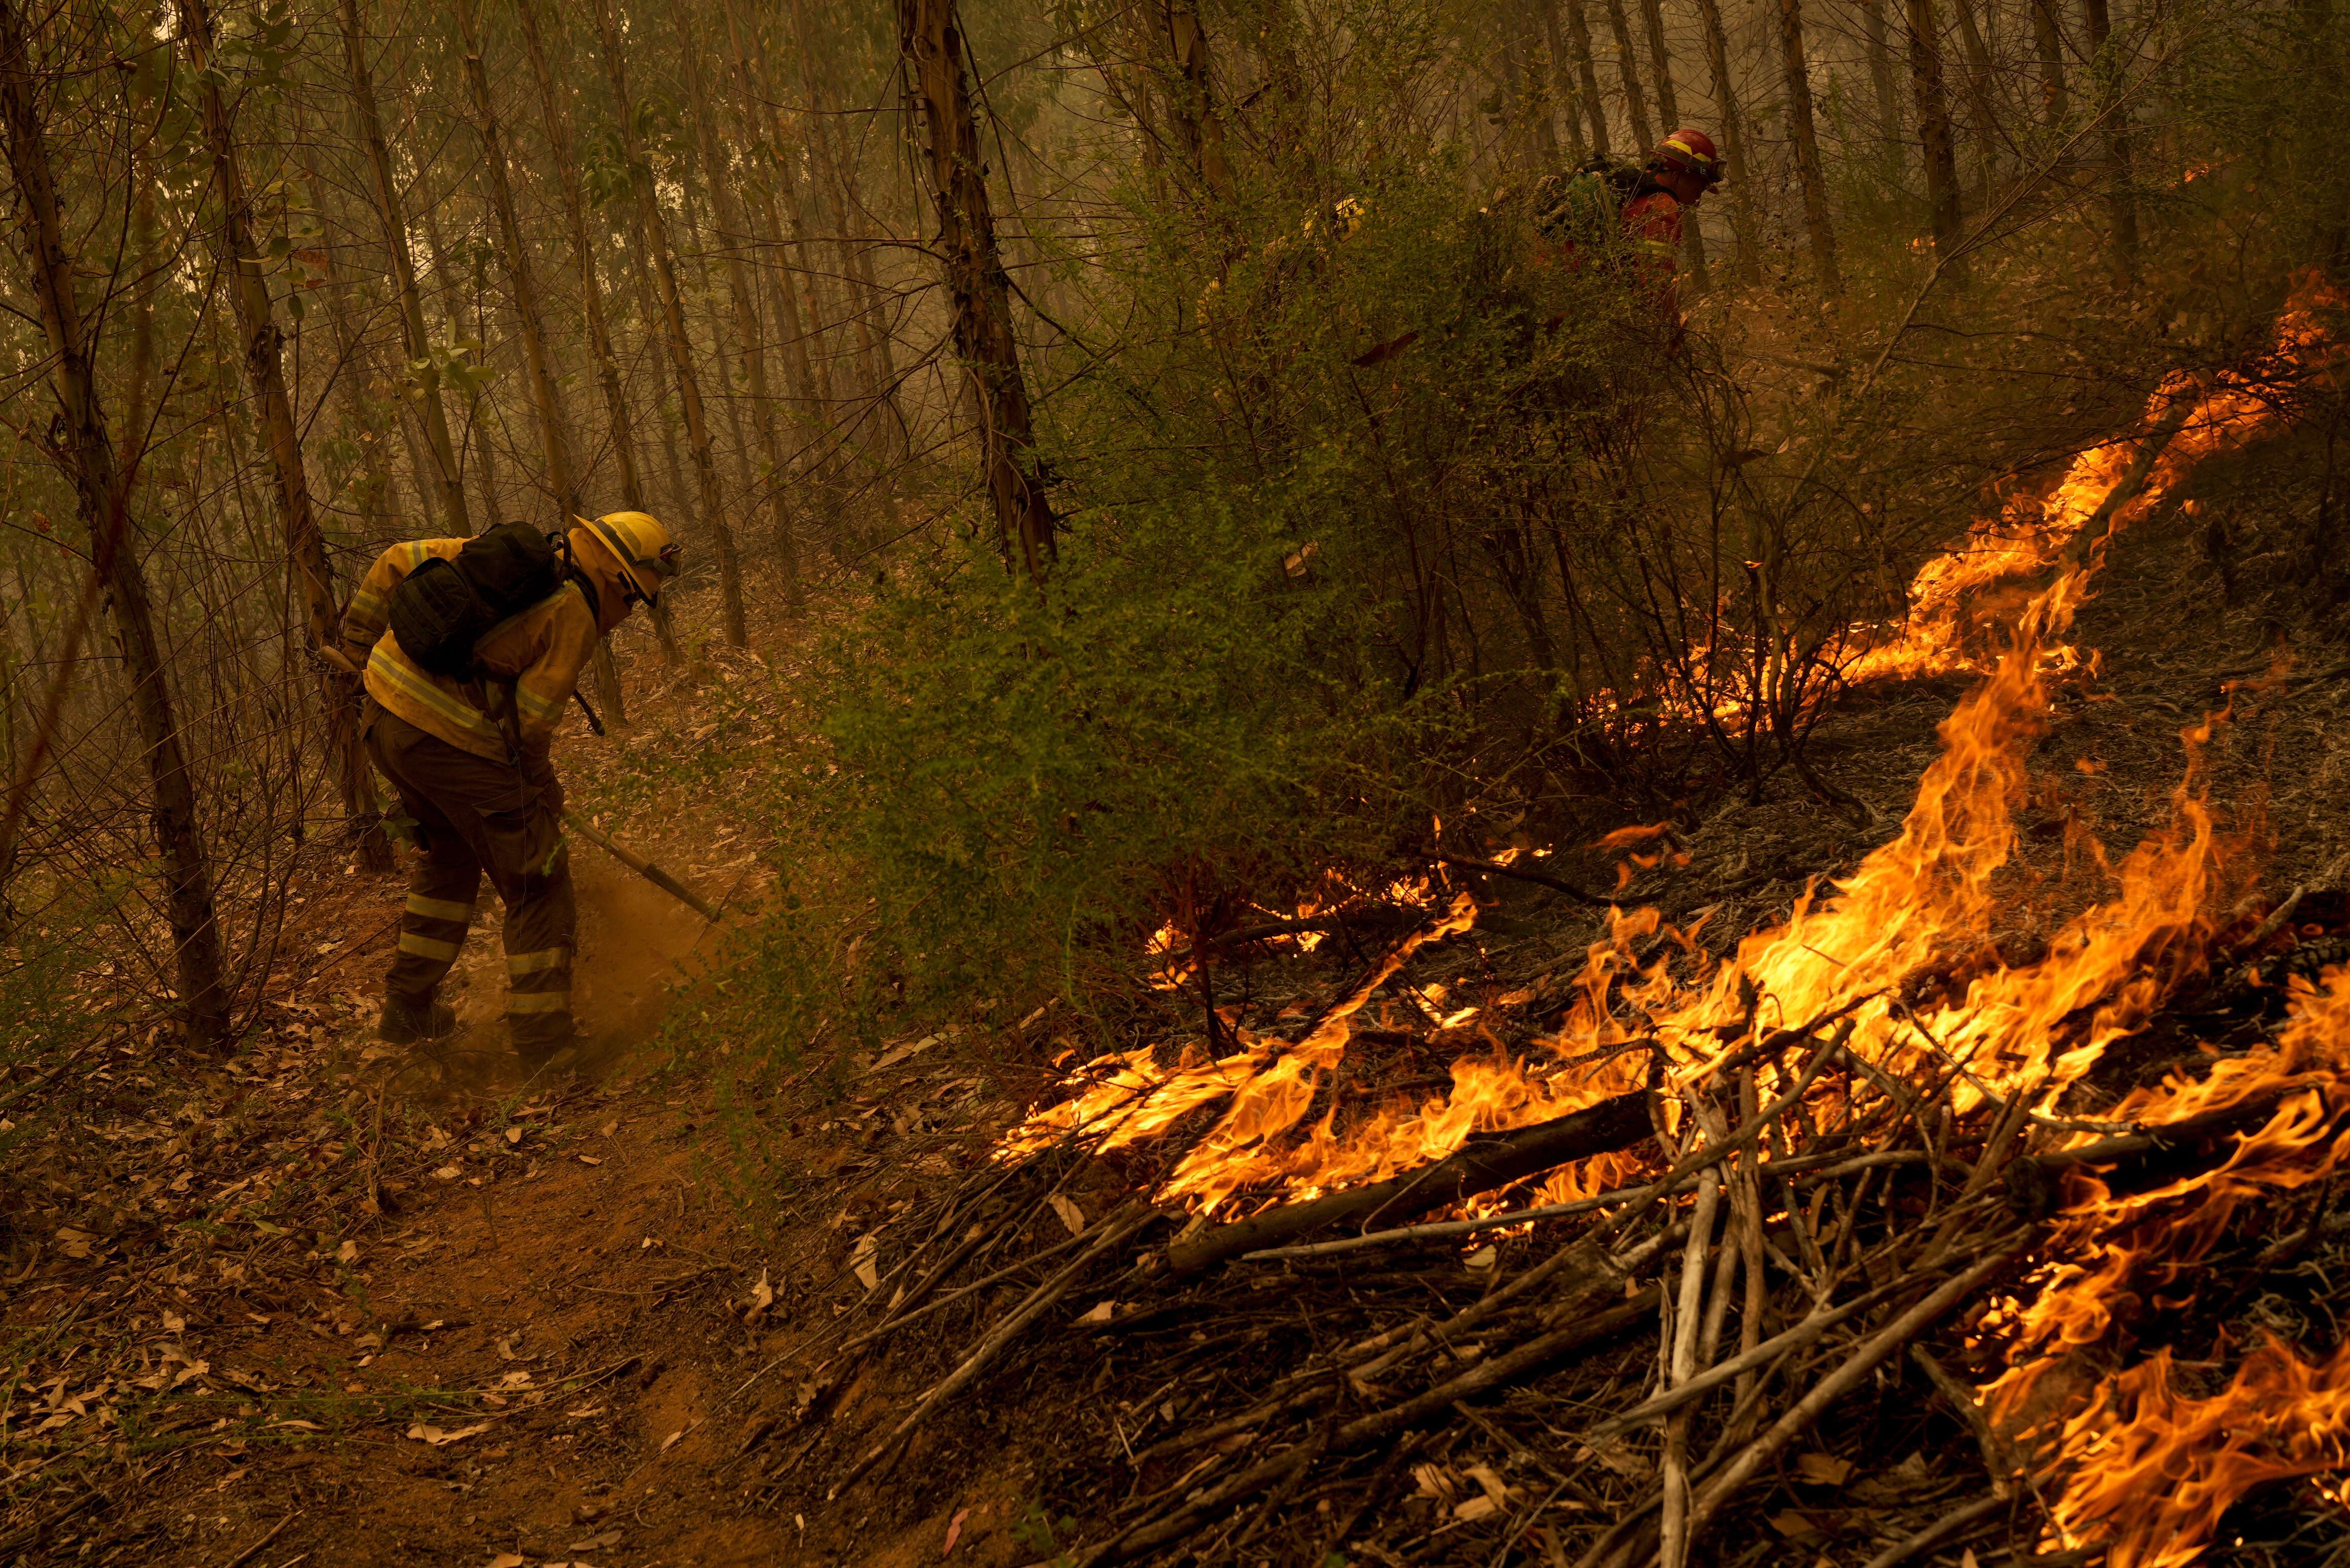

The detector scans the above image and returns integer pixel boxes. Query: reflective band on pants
[366,704,577,1046]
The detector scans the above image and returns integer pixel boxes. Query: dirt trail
[4,813,1051,1568]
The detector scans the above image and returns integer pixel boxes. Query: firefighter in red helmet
[1531,127,1721,333]
[1620,128,1722,308]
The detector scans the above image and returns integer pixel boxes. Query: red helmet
[1652,128,1721,186]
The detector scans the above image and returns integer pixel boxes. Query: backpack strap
[550,530,608,739]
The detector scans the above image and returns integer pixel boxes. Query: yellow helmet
[576,512,681,607]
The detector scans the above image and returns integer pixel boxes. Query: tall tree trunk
[1557,0,1612,154]
[1947,0,2001,203]
[1636,0,1705,275]
[454,0,568,513]
[1599,0,1654,152]
[680,0,802,611]
[1507,7,1559,164]
[591,0,746,646]
[1162,1,1236,199]
[1537,0,1588,158]
[1693,0,1759,277]
[337,0,468,535]
[715,0,826,442]
[2082,0,2139,276]
[898,0,1055,579]
[293,98,406,541]
[414,200,498,523]
[453,0,624,718]
[2031,0,2070,125]
[514,0,676,666]
[0,0,231,1047]
[1775,0,1842,291]
[179,0,375,862]
[1906,0,1965,262]
[1857,0,1902,159]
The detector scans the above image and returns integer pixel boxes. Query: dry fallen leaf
[1463,1244,1498,1270]
[1075,1300,1117,1325]
[1047,1194,1087,1236]
[486,1555,526,1568]
[504,1126,523,1146]
[568,1530,623,1550]
[943,1504,972,1554]
[406,1421,491,1446]
[745,1268,775,1326]
[849,1234,880,1292]
[577,1154,603,1166]
[660,1426,687,1452]
[1452,1494,1501,1522]
[430,1163,462,1182]
[1461,1463,1514,1506]
[1794,1452,1854,1486]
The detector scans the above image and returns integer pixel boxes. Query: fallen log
[1161,1090,1654,1278]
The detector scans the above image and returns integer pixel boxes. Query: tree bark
[2082,0,2139,277]
[454,0,567,513]
[337,0,468,535]
[590,0,745,646]
[715,0,827,442]
[514,0,639,516]
[1947,0,2001,203]
[1557,0,1612,154]
[680,0,802,611]
[1161,0,1235,200]
[413,199,498,524]
[1636,0,1705,275]
[1599,0,1654,153]
[1906,0,1965,263]
[452,0,624,719]
[1857,0,1902,158]
[1775,0,1842,291]
[179,0,375,863]
[2031,0,2069,125]
[1693,0,1759,278]
[898,0,1056,580]
[1536,0,1587,158]
[0,0,231,1047]
[1506,6,1559,164]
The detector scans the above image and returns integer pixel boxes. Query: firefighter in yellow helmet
[339,512,680,1076]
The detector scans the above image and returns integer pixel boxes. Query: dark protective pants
[362,705,575,1053]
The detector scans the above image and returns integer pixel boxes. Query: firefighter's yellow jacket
[340,538,620,779]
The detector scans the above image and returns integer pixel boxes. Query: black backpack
[386,521,596,680]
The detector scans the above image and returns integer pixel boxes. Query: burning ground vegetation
[725,278,2350,1568]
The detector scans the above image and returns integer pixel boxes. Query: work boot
[513,1026,589,1085]
[377,992,457,1046]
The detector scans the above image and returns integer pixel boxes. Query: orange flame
[1844,269,2349,685]
[1001,279,2346,1327]
[1976,969,2350,1565]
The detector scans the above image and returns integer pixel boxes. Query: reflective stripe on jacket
[340,538,598,773]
